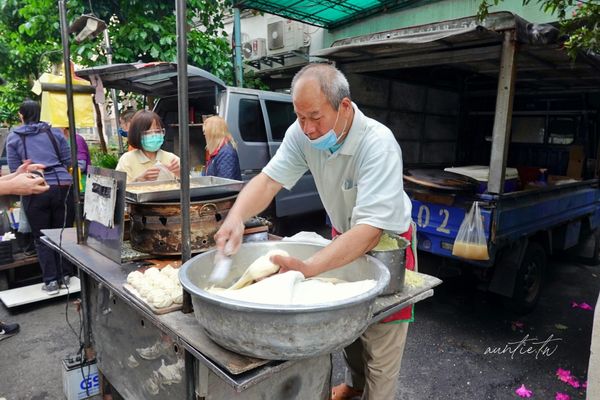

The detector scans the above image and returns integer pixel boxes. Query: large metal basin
[179,241,390,360]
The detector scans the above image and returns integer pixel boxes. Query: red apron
[332,226,414,323]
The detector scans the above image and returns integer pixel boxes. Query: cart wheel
[507,242,546,314]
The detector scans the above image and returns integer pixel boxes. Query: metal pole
[488,30,517,195]
[176,0,193,317]
[233,8,243,87]
[58,0,84,244]
[104,29,124,155]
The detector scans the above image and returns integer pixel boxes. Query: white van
[77,62,322,218]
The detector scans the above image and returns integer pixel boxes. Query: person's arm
[56,130,72,166]
[0,160,45,181]
[273,224,382,277]
[115,153,137,183]
[0,174,48,195]
[165,155,180,178]
[76,135,90,172]
[214,172,282,254]
[6,136,21,173]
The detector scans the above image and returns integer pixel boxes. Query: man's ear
[342,97,352,111]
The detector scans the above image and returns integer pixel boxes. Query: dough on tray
[127,270,144,285]
[126,265,182,309]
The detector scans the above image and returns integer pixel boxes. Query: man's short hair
[291,63,351,110]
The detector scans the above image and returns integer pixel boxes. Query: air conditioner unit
[242,38,267,61]
[267,19,305,55]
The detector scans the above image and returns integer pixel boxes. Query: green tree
[0,0,235,126]
[478,0,600,58]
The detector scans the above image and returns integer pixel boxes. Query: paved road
[0,211,598,399]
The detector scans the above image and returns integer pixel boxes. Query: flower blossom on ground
[556,368,571,383]
[515,384,533,398]
[567,376,580,388]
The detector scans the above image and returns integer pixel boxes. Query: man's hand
[135,167,160,182]
[214,214,245,255]
[166,158,180,177]
[272,254,320,278]
[9,173,49,195]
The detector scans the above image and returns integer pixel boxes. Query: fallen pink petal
[556,368,572,382]
[567,376,580,388]
[571,301,579,308]
[579,302,593,311]
[555,393,570,400]
[512,321,525,330]
[515,384,533,398]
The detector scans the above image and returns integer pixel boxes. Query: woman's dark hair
[19,99,41,125]
[127,110,164,149]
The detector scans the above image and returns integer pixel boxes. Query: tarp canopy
[233,0,440,29]
[312,12,600,94]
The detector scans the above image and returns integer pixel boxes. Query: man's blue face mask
[118,127,128,138]
[308,105,348,152]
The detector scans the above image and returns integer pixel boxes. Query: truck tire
[507,242,546,314]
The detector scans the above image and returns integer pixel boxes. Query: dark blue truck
[316,12,600,312]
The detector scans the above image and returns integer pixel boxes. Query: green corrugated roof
[233,0,440,29]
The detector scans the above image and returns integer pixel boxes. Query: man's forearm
[0,172,16,182]
[305,224,382,276]
[228,172,282,222]
[0,181,11,194]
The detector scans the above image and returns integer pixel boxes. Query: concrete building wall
[347,73,459,166]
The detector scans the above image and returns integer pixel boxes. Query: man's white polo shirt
[263,103,412,234]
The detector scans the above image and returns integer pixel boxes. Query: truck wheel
[508,242,546,314]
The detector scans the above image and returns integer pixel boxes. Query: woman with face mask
[115,110,180,183]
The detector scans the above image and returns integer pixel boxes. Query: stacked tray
[125,176,244,203]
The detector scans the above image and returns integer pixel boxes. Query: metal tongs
[209,240,235,283]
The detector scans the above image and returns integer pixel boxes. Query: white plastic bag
[452,201,489,260]
[154,161,176,181]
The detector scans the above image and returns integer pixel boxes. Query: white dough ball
[137,282,154,298]
[127,270,144,285]
[144,267,161,278]
[150,289,173,308]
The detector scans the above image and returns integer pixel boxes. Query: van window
[265,100,296,141]
[238,99,267,142]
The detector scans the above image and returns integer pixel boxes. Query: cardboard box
[567,145,585,179]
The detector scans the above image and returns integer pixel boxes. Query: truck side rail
[484,179,600,246]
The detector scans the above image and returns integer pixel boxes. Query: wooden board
[139,259,182,271]
[123,283,182,315]
[404,168,479,192]
[0,277,81,308]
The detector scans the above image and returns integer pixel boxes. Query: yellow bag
[39,72,95,128]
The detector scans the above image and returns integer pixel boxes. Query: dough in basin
[213,271,304,304]
[227,249,289,290]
